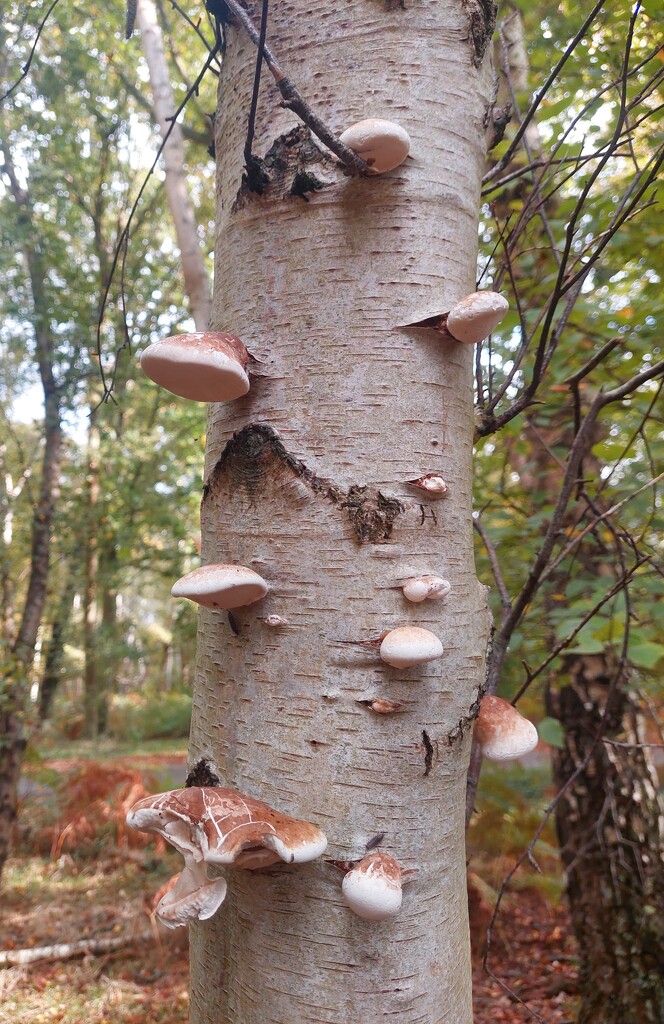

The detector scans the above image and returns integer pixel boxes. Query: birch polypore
[474,695,539,761]
[190,2,494,1022]
[171,564,268,609]
[339,118,411,174]
[402,575,452,603]
[342,852,403,920]
[446,291,509,344]
[140,332,250,402]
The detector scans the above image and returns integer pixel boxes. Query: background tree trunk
[549,661,664,1024]
[505,411,664,1021]
[82,420,101,739]
[38,576,76,723]
[0,140,62,879]
[136,0,212,331]
[189,3,495,1021]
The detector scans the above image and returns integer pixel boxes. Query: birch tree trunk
[189,3,495,1021]
[135,0,212,330]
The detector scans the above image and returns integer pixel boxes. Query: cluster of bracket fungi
[128,118,538,927]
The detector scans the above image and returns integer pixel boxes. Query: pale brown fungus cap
[474,695,538,761]
[126,787,328,927]
[171,564,268,610]
[379,626,444,668]
[140,332,250,402]
[339,118,410,174]
[446,291,509,345]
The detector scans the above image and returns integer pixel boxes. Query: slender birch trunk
[189,3,495,1020]
[135,0,212,330]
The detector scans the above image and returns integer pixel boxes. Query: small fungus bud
[402,576,451,603]
[339,118,410,174]
[342,852,403,921]
[357,698,405,714]
[379,626,443,668]
[140,332,250,402]
[407,474,448,498]
[446,291,509,344]
[171,564,268,610]
[264,614,288,627]
[475,695,538,761]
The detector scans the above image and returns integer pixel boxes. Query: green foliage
[1,0,215,723]
[475,0,664,708]
[108,689,192,741]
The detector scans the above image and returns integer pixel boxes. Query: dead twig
[0,931,154,968]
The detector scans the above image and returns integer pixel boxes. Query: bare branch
[0,0,62,103]
[219,0,369,174]
[483,0,606,184]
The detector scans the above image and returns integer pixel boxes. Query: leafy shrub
[108,689,192,741]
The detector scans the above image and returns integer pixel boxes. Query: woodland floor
[1,749,579,1024]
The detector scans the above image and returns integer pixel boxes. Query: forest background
[1,0,662,1022]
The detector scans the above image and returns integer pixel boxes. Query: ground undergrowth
[1,744,579,1023]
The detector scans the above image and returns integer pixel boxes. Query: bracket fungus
[140,331,251,402]
[379,626,444,668]
[126,786,328,928]
[403,290,508,344]
[339,118,410,174]
[446,291,509,344]
[402,575,451,603]
[171,564,268,609]
[342,852,403,921]
[407,474,448,498]
[474,695,539,761]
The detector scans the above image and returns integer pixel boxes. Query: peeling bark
[190,2,493,1021]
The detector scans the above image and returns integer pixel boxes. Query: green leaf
[629,641,664,670]
[537,717,565,749]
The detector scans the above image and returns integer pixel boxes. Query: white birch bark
[190,2,495,1021]
[135,0,212,330]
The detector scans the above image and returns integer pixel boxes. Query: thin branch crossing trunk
[189,3,495,1021]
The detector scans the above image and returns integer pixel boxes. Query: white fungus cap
[140,332,250,402]
[446,291,509,344]
[339,118,411,174]
[402,576,452,603]
[342,853,403,921]
[171,564,268,610]
[379,626,444,668]
[475,695,539,761]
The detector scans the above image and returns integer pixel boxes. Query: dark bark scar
[422,729,435,776]
[185,758,221,788]
[462,0,497,67]
[234,125,335,207]
[204,424,403,544]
